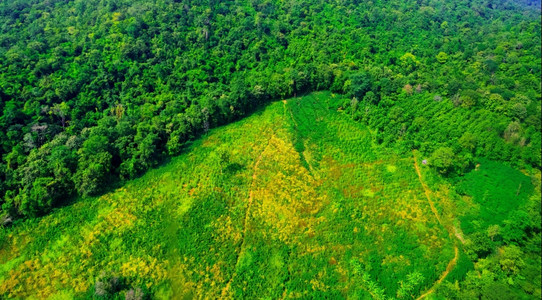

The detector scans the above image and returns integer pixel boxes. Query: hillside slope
[0,92,456,298]
[1,92,540,299]
[1,0,540,220]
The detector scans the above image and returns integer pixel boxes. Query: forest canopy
[0,0,540,218]
[0,0,541,299]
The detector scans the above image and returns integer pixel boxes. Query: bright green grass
[456,158,534,234]
[1,92,462,299]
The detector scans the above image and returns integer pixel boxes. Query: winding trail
[412,152,443,226]
[412,150,459,300]
[221,134,272,298]
[454,226,466,244]
[416,246,458,300]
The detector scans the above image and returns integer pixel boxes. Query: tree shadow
[224,162,245,174]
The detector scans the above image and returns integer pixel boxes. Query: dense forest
[0,0,540,298]
[0,0,539,218]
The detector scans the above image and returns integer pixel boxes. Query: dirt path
[416,245,458,300]
[412,151,443,226]
[412,150,458,299]
[454,226,466,244]
[221,136,271,297]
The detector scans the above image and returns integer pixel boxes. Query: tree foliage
[0,1,539,272]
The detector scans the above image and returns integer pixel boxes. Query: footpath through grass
[1,92,458,299]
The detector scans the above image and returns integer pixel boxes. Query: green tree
[502,210,531,244]
[75,135,112,196]
[436,51,448,63]
[348,72,373,100]
[499,245,525,275]
[19,177,56,217]
[430,147,455,174]
[52,102,70,128]
[363,91,378,105]
[396,272,425,299]
[399,53,420,73]
[459,132,477,152]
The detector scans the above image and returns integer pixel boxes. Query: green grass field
[0,92,536,299]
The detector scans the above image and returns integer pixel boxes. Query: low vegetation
[1,0,540,298]
[1,92,539,298]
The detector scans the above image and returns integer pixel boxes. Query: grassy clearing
[455,158,534,235]
[0,91,483,299]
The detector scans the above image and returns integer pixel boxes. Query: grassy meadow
[0,92,537,299]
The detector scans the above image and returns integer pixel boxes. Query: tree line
[0,0,540,220]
